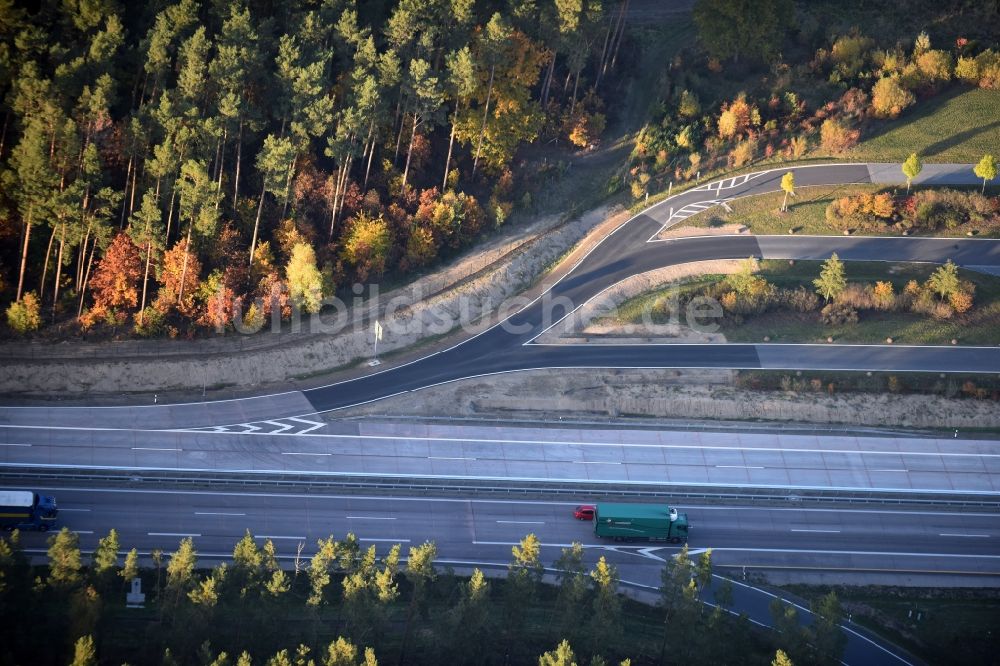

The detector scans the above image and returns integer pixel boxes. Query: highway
[3,162,999,665]
[3,420,998,495]
[11,484,998,666]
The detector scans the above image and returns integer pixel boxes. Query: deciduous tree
[780,171,795,212]
[285,242,323,314]
[693,0,793,63]
[974,154,997,193]
[902,153,922,193]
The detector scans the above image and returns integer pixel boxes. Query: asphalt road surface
[3,162,999,426]
[17,485,998,666]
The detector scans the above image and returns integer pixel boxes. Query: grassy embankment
[607,261,1000,346]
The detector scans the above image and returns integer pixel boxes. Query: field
[609,261,1000,346]
[850,87,1000,163]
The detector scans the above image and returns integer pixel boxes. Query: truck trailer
[593,503,688,543]
[0,490,58,532]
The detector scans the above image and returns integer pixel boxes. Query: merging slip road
[3,162,1000,427]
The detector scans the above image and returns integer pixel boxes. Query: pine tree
[927,259,960,300]
[69,635,97,666]
[588,556,622,654]
[128,189,166,324]
[538,640,578,666]
[166,537,197,603]
[553,543,588,646]
[399,541,435,662]
[120,548,139,584]
[813,253,846,302]
[91,528,120,580]
[47,527,82,588]
[442,47,477,190]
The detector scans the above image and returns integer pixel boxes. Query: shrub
[789,135,808,158]
[904,189,994,231]
[830,34,875,78]
[873,281,896,310]
[729,137,757,167]
[826,192,897,231]
[955,56,979,84]
[820,118,860,153]
[820,302,858,326]
[5,293,42,334]
[915,49,953,82]
[871,76,915,117]
[782,286,819,312]
[134,306,166,337]
[837,283,875,309]
[678,90,701,118]
[949,290,973,313]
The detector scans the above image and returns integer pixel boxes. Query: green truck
[593,503,689,543]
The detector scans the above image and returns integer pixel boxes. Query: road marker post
[369,319,383,367]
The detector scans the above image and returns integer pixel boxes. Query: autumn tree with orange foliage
[155,239,202,317]
[81,233,142,327]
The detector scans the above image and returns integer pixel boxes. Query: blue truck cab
[0,490,59,531]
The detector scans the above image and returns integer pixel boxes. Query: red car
[573,505,595,520]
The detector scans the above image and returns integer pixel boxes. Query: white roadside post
[369,319,383,367]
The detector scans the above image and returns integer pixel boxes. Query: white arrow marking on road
[287,416,326,434]
[637,547,667,562]
[262,420,294,434]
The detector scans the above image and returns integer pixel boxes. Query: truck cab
[0,491,58,532]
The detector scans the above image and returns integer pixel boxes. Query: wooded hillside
[0,0,622,337]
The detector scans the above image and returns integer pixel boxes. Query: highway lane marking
[791,529,841,534]
[573,460,621,465]
[148,532,202,537]
[939,533,990,538]
[59,508,91,512]
[257,535,306,540]
[871,469,908,472]
[10,421,1000,456]
[428,456,477,461]
[0,442,31,446]
[716,465,765,469]
[496,520,545,525]
[474,540,1000,559]
[35,487,1000,516]
[194,511,246,516]
[360,537,411,543]
[132,447,182,451]
[73,530,94,534]
[132,429,1000,459]
[346,516,397,520]
[281,452,332,456]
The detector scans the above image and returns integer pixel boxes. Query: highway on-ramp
[2,162,999,426]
